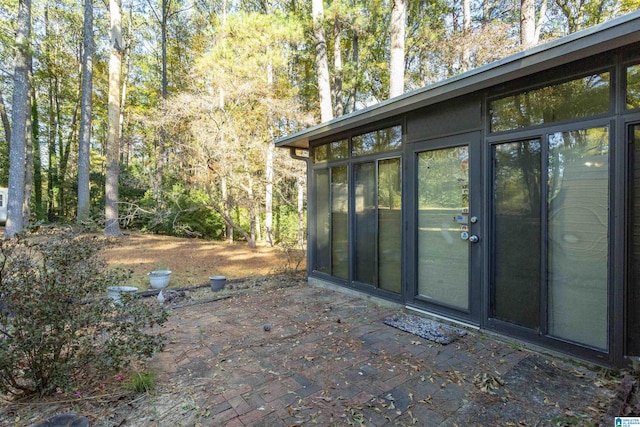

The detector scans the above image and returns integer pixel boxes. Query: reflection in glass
[331,166,349,279]
[627,64,640,110]
[378,158,402,293]
[490,73,610,132]
[353,125,402,156]
[355,163,376,285]
[417,146,469,309]
[354,159,402,293]
[548,127,609,349]
[492,140,541,328]
[329,140,349,159]
[315,170,330,273]
[314,145,328,163]
[629,124,640,355]
[314,140,348,163]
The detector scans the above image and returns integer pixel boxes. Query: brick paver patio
[114,280,617,426]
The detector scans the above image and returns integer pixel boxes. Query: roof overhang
[275,10,640,149]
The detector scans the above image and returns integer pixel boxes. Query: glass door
[408,132,482,322]
[490,127,610,351]
[628,123,640,356]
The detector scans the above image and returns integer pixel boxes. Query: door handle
[468,235,479,243]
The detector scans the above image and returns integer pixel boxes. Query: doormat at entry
[384,314,467,345]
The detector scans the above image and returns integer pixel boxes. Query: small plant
[278,241,306,274]
[0,228,169,396]
[127,371,156,393]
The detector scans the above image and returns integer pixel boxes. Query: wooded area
[0,0,637,243]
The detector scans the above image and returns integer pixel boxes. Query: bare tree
[5,0,31,238]
[78,0,94,223]
[105,0,122,236]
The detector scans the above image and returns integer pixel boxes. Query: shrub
[174,207,225,239]
[0,228,169,396]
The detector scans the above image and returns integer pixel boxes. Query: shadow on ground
[98,279,623,426]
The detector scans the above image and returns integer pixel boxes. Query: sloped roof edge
[275,10,640,149]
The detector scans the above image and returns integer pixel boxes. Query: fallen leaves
[473,372,506,394]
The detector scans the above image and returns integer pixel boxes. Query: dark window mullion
[375,160,380,288]
[541,135,550,337]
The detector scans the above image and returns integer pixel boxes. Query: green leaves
[0,228,169,396]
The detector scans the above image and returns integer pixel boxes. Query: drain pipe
[288,146,309,278]
[289,147,309,162]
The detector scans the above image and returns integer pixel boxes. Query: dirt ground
[104,232,306,290]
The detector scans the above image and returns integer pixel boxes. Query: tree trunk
[211,200,256,248]
[521,0,536,48]
[105,0,122,236]
[5,0,31,238]
[47,86,56,220]
[156,0,169,206]
[119,3,133,167]
[58,102,79,217]
[389,0,406,98]
[23,55,34,225]
[333,20,343,117]
[534,0,546,43]
[221,176,233,243]
[350,32,359,113]
[482,0,493,26]
[24,94,32,226]
[45,6,59,221]
[265,59,275,246]
[312,0,333,122]
[0,89,10,150]
[265,141,274,246]
[31,78,42,220]
[461,0,472,72]
[77,0,94,223]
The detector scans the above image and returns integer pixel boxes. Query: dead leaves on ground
[473,372,506,394]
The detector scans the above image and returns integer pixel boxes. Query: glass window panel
[353,125,402,156]
[353,132,377,155]
[378,158,402,293]
[548,127,609,349]
[315,170,330,273]
[492,140,541,328]
[355,162,376,285]
[329,140,349,159]
[417,146,469,309]
[628,124,640,356]
[490,72,610,132]
[627,64,640,110]
[331,166,349,279]
[313,140,348,163]
[314,145,328,163]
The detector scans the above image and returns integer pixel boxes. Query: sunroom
[275,11,640,367]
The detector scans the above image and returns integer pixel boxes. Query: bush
[0,228,169,396]
[174,207,225,239]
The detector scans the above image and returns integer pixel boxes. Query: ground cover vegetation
[1,0,638,242]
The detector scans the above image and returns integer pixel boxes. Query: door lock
[468,235,479,243]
